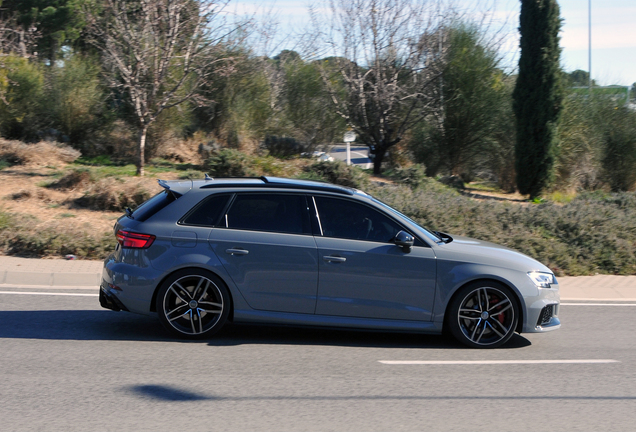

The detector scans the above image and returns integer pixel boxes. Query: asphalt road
[1,288,635,431]
[328,145,373,168]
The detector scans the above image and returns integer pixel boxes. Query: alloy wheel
[160,274,225,336]
[455,286,516,347]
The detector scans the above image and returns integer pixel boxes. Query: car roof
[158,176,357,196]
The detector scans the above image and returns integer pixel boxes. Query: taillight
[116,230,156,248]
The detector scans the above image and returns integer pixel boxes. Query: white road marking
[350,151,368,158]
[379,360,619,365]
[561,298,636,301]
[0,291,98,297]
[561,303,636,306]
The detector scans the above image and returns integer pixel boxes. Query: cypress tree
[513,0,563,198]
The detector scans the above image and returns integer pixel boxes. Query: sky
[229,0,636,87]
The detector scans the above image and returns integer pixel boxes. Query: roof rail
[199,176,354,195]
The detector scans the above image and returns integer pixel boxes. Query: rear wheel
[447,281,519,348]
[156,269,230,339]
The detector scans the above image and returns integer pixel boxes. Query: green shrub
[0,55,45,140]
[387,164,428,189]
[302,160,368,188]
[45,55,111,148]
[204,148,255,177]
[367,181,636,275]
[204,148,304,178]
[262,135,304,158]
[601,106,636,191]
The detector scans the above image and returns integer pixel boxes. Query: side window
[314,196,404,242]
[181,194,231,226]
[225,194,311,235]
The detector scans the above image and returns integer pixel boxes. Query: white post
[343,131,356,166]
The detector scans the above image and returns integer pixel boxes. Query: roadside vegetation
[1,0,636,274]
[2,139,636,275]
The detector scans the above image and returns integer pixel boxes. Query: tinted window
[132,190,177,222]
[181,194,231,226]
[225,194,310,234]
[314,196,404,242]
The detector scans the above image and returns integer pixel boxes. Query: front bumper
[522,284,560,333]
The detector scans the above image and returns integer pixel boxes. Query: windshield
[370,196,443,243]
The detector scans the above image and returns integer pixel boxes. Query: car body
[100,176,560,348]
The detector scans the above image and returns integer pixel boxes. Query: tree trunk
[372,147,386,175]
[137,125,149,176]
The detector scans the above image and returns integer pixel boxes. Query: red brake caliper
[490,296,505,324]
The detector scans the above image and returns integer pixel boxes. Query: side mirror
[394,230,414,252]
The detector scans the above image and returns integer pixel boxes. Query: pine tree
[513,0,563,198]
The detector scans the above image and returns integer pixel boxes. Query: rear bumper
[101,251,164,315]
[99,284,129,312]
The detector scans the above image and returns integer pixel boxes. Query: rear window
[131,190,178,222]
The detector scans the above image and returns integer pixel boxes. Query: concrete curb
[0,270,101,287]
[0,256,103,287]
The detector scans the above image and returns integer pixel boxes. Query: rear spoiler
[157,179,192,198]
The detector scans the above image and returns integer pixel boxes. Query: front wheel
[156,269,230,339]
[447,281,519,348]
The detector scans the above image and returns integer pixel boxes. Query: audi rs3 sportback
[100,176,560,348]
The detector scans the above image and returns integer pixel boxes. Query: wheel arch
[442,278,524,334]
[150,266,235,322]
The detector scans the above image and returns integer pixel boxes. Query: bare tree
[86,0,236,175]
[308,0,446,174]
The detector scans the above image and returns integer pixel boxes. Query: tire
[447,281,519,348]
[156,269,230,339]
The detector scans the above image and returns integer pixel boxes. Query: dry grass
[46,169,93,191]
[0,211,113,259]
[73,178,154,211]
[0,139,81,167]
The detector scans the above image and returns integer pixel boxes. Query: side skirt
[233,309,443,334]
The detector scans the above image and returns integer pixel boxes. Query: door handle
[323,255,346,263]
[226,248,249,256]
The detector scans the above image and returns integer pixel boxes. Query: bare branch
[84,0,240,175]
[308,0,448,173]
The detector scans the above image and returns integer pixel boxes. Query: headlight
[527,271,557,288]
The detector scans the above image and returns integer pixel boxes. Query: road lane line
[379,360,619,365]
[561,303,636,306]
[561,298,636,301]
[0,291,98,297]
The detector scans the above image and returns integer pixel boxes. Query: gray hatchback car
[100,176,560,348]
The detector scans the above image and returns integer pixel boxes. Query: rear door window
[224,194,311,235]
[180,194,231,227]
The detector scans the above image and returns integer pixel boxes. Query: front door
[313,196,436,321]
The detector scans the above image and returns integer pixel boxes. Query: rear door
[208,193,319,314]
